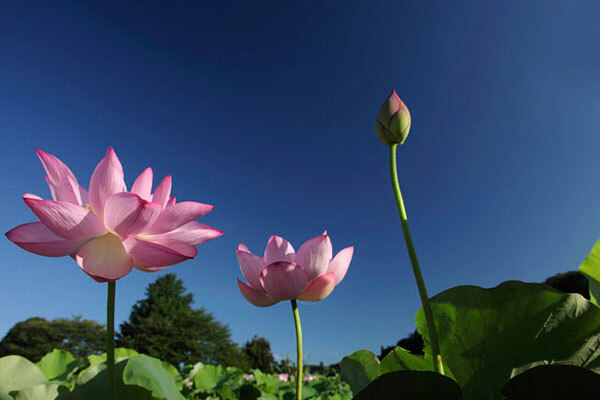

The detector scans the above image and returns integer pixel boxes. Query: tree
[543,270,589,299]
[379,329,424,360]
[117,273,246,369]
[243,335,275,372]
[0,316,105,361]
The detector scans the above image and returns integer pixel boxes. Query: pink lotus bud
[375,90,411,145]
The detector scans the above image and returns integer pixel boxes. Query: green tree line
[0,274,276,372]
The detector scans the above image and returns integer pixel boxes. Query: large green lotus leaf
[380,347,432,374]
[78,348,140,383]
[15,384,59,400]
[0,355,47,393]
[415,281,600,400]
[58,360,152,400]
[511,332,600,375]
[123,355,184,400]
[354,371,462,400]
[579,239,600,304]
[36,350,78,382]
[159,360,182,391]
[340,347,438,396]
[193,364,223,392]
[87,347,139,367]
[340,350,380,396]
[502,365,600,399]
[238,383,261,400]
[250,369,287,394]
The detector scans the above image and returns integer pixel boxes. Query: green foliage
[543,270,589,299]
[117,274,245,369]
[59,359,153,400]
[502,365,600,399]
[339,350,379,396]
[36,349,79,382]
[353,371,462,400]
[123,355,185,400]
[579,239,600,304]
[340,347,434,396]
[243,335,275,373]
[87,347,140,367]
[0,348,351,399]
[415,281,600,400]
[15,384,59,400]
[0,355,48,393]
[0,316,105,362]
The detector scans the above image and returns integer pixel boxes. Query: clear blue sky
[2,1,600,365]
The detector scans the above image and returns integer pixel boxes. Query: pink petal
[133,265,166,272]
[141,221,223,246]
[295,233,332,280]
[36,149,82,205]
[75,233,133,281]
[6,222,89,257]
[104,192,162,238]
[123,237,197,268]
[264,235,295,264]
[23,196,106,240]
[152,175,172,209]
[145,201,214,235]
[79,185,89,206]
[237,279,278,307]
[259,261,309,301]
[238,243,249,252]
[45,176,57,201]
[88,147,126,216]
[166,196,176,207]
[327,246,354,285]
[131,167,153,201]
[237,244,266,290]
[297,272,336,301]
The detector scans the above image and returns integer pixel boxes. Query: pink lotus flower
[303,374,317,382]
[243,374,254,380]
[278,373,290,382]
[236,232,353,307]
[6,148,222,281]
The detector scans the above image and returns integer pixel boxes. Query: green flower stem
[389,144,443,374]
[107,280,116,400]
[291,299,303,400]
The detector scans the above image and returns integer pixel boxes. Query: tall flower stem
[107,280,116,400]
[290,299,303,400]
[389,144,443,374]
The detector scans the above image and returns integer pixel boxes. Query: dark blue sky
[2,1,600,364]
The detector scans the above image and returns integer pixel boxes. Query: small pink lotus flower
[243,374,254,380]
[303,374,316,382]
[278,373,290,382]
[236,232,353,307]
[6,148,222,281]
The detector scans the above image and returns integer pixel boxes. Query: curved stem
[389,144,443,374]
[291,300,303,400]
[107,280,116,400]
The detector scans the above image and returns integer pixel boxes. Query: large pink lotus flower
[6,148,222,281]
[236,232,353,307]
